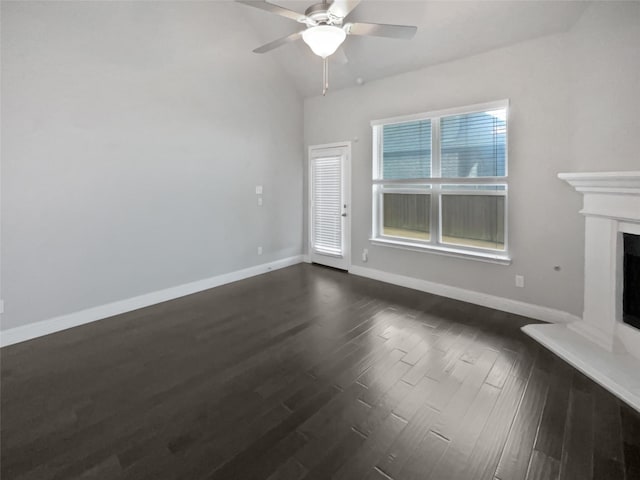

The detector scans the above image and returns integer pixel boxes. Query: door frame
[308,141,352,271]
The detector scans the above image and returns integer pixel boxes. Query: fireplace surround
[523,171,640,412]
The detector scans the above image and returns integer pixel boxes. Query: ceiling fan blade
[345,22,417,39]
[331,46,349,65]
[327,0,361,20]
[236,0,308,23]
[253,31,302,53]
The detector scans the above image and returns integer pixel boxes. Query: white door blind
[312,155,343,256]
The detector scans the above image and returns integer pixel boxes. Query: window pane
[441,194,505,250]
[383,193,430,241]
[382,120,431,179]
[440,109,506,178]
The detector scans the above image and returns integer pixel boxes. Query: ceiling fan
[237,0,417,95]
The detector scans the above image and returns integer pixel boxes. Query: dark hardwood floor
[1,263,639,480]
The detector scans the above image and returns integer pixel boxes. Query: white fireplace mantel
[559,171,640,224]
[557,171,640,194]
[523,171,640,412]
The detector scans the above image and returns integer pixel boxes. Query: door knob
[341,213,347,217]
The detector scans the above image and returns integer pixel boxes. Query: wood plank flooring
[1,263,639,480]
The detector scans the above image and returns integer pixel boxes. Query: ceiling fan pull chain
[322,57,329,96]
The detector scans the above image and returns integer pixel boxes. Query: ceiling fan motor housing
[304,3,342,26]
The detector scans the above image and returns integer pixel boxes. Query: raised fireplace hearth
[523,171,640,412]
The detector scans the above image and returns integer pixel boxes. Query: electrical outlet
[515,275,525,288]
[258,246,263,255]
[257,196,263,206]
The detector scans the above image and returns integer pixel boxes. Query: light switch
[255,185,263,195]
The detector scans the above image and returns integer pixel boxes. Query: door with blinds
[309,143,351,270]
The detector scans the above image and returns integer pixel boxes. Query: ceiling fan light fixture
[302,25,346,58]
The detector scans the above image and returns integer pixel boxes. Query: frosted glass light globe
[302,25,347,58]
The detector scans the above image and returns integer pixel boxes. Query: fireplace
[523,171,640,412]
[623,233,640,330]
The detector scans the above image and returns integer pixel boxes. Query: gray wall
[304,2,639,318]
[1,1,304,330]
[569,2,640,172]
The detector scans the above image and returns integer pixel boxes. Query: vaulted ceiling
[237,0,589,97]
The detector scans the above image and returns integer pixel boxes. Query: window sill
[369,237,512,265]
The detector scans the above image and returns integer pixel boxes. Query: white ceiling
[236,0,589,97]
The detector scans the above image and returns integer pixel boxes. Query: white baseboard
[2,258,578,348]
[302,255,311,263]
[0,255,304,348]
[349,265,580,325]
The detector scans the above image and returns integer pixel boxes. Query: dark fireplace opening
[623,233,640,330]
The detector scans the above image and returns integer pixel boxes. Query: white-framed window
[371,100,510,263]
